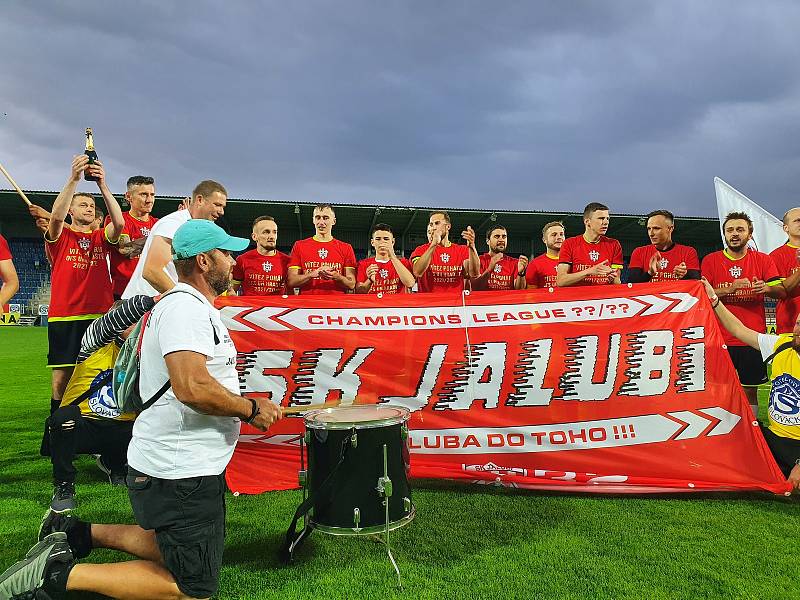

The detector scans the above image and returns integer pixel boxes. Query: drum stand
[285,438,405,590]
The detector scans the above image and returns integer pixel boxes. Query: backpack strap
[763,340,793,366]
[68,369,113,407]
[137,288,221,412]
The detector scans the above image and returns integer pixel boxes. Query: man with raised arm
[44,155,124,414]
[411,211,479,293]
[627,210,700,284]
[556,202,623,287]
[356,223,415,294]
[232,216,290,295]
[701,211,785,417]
[122,180,227,299]
[287,204,356,294]
[527,221,565,289]
[471,225,528,291]
[700,277,800,493]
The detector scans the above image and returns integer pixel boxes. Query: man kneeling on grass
[701,277,800,492]
[0,220,283,600]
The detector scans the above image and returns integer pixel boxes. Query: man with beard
[232,216,290,295]
[411,211,480,293]
[556,202,623,287]
[356,223,415,294]
[287,204,356,294]
[44,155,125,414]
[122,180,228,298]
[769,207,800,333]
[107,176,159,300]
[627,210,700,283]
[701,211,785,417]
[527,221,565,289]
[470,225,528,291]
[1,219,283,600]
[699,277,800,493]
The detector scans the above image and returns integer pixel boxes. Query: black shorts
[47,319,93,368]
[127,468,226,599]
[761,425,800,477]
[727,345,768,386]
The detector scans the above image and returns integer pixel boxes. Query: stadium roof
[0,189,723,257]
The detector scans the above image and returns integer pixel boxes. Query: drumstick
[281,401,343,415]
[0,162,33,206]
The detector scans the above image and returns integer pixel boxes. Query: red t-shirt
[769,243,800,333]
[628,243,700,282]
[559,235,624,286]
[475,253,519,291]
[410,242,469,293]
[701,249,781,346]
[356,257,413,294]
[288,237,356,295]
[106,212,158,297]
[233,249,290,295]
[0,234,11,261]
[526,253,560,288]
[45,227,113,319]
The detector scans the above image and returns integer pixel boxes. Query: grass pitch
[0,327,798,599]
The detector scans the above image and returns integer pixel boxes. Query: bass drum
[304,405,415,535]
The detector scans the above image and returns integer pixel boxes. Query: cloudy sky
[1,1,799,218]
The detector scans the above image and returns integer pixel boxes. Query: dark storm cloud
[1,1,799,218]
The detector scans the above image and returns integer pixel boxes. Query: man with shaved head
[770,207,800,333]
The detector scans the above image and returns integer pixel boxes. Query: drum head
[305,405,410,429]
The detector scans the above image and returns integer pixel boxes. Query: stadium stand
[8,238,49,313]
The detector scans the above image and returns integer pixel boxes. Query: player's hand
[248,397,283,432]
[87,160,106,186]
[489,252,503,268]
[70,155,89,182]
[517,255,529,276]
[648,251,662,276]
[700,277,717,300]
[673,261,687,279]
[588,260,612,277]
[366,263,378,282]
[307,268,321,279]
[730,278,750,292]
[430,228,443,246]
[608,268,621,283]
[28,204,51,220]
[789,463,800,493]
[462,226,476,248]
[751,277,767,294]
[177,197,190,211]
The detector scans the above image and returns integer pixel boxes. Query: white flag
[714,177,786,254]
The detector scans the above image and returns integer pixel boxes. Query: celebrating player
[627,210,700,283]
[471,225,527,291]
[411,211,479,293]
[232,216,290,295]
[356,223,415,294]
[557,202,623,287]
[769,207,800,333]
[527,221,565,289]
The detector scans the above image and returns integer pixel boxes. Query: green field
[0,327,797,599]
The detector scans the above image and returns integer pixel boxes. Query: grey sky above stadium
[1,1,799,219]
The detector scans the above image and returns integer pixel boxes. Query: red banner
[219,281,790,495]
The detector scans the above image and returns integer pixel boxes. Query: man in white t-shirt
[699,277,800,493]
[122,180,228,298]
[4,220,283,600]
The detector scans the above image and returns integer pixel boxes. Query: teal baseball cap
[172,219,249,259]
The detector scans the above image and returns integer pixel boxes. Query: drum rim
[310,505,416,536]
[304,404,411,429]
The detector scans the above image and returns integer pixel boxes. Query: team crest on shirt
[768,374,800,425]
[729,266,743,278]
[87,369,121,419]
[318,248,329,259]
[659,258,669,270]
[262,261,273,273]
[494,264,502,273]
[78,237,91,251]
[589,250,600,262]
[140,226,151,237]
[379,268,389,279]
[441,253,450,263]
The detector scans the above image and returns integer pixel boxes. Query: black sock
[67,520,94,560]
[50,397,61,414]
